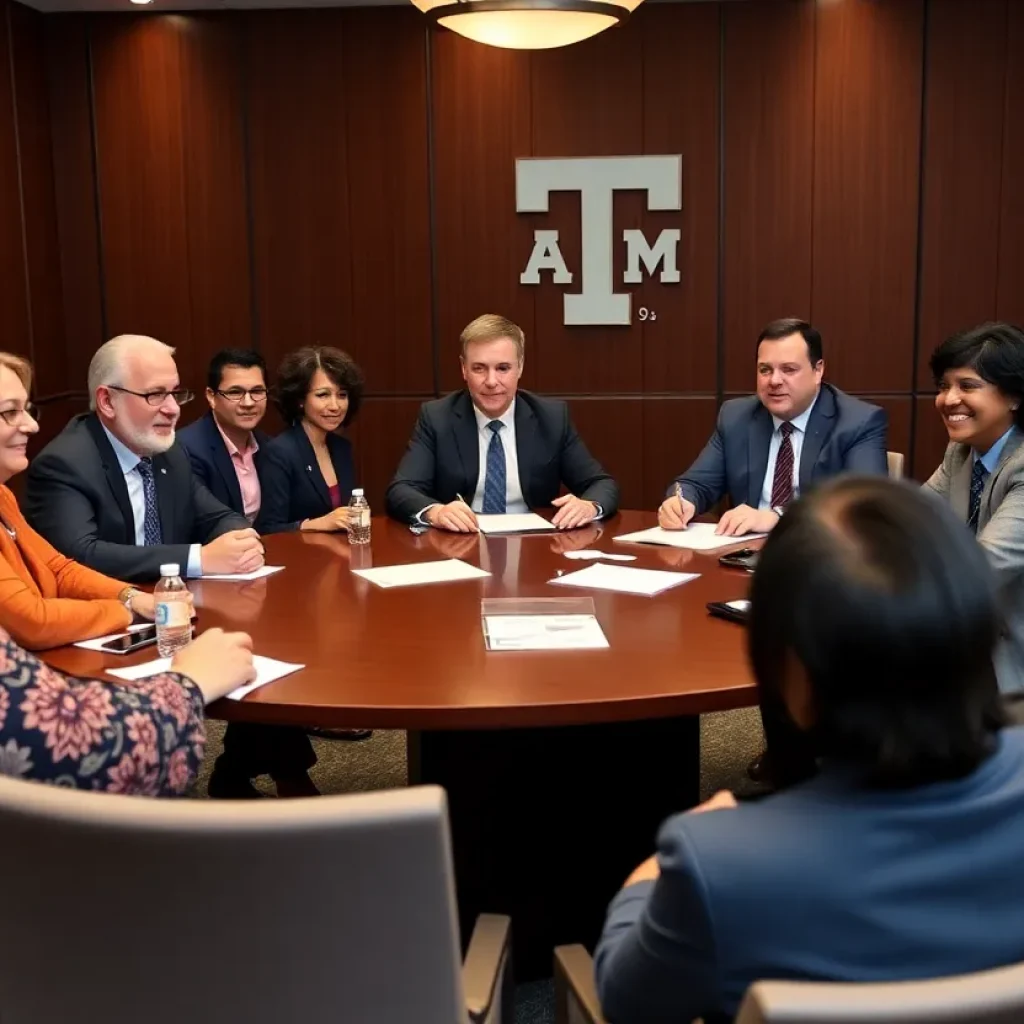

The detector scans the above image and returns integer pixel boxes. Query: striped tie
[770,422,795,509]
[136,457,163,546]
[968,459,988,534]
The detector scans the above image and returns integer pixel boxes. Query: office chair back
[0,778,466,1024]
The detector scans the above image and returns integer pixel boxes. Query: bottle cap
[159,564,181,577]
[352,488,364,497]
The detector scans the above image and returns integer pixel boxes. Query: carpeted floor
[194,707,764,1023]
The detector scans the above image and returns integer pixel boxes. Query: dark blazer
[24,413,248,583]
[672,384,888,513]
[385,390,619,522]
[596,727,1024,1024]
[177,412,271,518]
[255,423,355,534]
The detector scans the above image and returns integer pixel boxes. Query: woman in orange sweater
[0,352,157,650]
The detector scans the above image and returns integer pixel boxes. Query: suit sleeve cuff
[592,503,604,521]
[415,504,440,526]
[186,544,203,579]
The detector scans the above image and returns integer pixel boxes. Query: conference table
[46,510,759,977]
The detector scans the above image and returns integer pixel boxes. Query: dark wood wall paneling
[0,0,1015,510]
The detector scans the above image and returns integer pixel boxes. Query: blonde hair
[0,352,32,391]
[459,314,525,363]
[88,335,176,410]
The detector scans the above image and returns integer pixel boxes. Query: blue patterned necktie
[482,421,507,515]
[136,457,163,546]
[968,459,988,535]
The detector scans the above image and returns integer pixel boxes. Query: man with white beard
[26,334,263,583]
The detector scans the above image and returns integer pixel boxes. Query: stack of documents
[476,513,556,534]
[614,523,766,552]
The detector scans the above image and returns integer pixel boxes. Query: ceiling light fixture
[411,0,643,50]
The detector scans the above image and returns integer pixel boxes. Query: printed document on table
[476,513,556,534]
[107,654,304,701]
[352,558,490,589]
[548,562,700,597]
[74,623,153,652]
[614,523,767,552]
[199,565,285,581]
[483,614,609,651]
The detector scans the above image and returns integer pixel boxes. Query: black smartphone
[100,626,158,655]
[706,599,750,625]
[718,548,760,572]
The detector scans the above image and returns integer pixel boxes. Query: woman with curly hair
[256,347,365,535]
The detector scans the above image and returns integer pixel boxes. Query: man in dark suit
[386,314,619,530]
[178,349,271,523]
[25,335,264,583]
[660,318,888,537]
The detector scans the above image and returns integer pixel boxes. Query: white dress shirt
[101,425,202,577]
[470,400,528,514]
[758,392,819,511]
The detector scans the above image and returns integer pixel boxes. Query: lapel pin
[307,465,312,472]
[160,468,167,475]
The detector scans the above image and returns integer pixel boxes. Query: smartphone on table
[718,548,760,572]
[99,626,158,655]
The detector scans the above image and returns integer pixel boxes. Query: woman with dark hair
[595,477,1024,1024]
[256,347,365,535]
[925,322,1024,694]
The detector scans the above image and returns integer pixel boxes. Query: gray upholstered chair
[553,944,1024,1024]
[0,778,510,1024]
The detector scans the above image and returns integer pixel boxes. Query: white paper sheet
[562,550,637,562]
[614,523,767,552]
[107,654,304,701]
[199,565,285,581]
[483,613,609,651]
[548,562,700,597]
[351,558,490,589]
[476,513,556,534]
[73,623,154,653]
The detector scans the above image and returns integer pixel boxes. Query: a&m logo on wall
[516,155,682,327]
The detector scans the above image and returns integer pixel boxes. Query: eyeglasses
[214,387,269,403]
[108,386,194,407]
[0,403,38,426]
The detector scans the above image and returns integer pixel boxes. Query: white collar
[771,389,819,435]
[473,397,517,435]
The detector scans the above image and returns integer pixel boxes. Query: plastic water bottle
[155,563,193,657]
[348,488,371,546]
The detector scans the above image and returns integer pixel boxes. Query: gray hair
[88,335,176,410]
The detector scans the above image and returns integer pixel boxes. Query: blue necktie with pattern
[968,459,988,535]
[136,457,164,546]
[482,421,507,515]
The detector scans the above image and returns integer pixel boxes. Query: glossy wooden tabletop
[44,511,760,730]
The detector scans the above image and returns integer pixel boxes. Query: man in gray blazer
[660,318,888,537]
[924,322,1024,696]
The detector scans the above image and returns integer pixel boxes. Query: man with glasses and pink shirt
[25,334,263,583]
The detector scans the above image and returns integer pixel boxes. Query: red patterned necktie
[770,422,795,509]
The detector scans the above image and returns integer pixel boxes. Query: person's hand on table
[426,500,479,533]
[170,628,256,704]
[658,494,695,531]
[715,505,779,537]
[129,590,195,622]
[302,507,350,533]
[621,790,738,888]
[548,522,603,553]
[201,528,265,574]
[551,494,598,530]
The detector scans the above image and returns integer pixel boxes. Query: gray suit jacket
[671,384,888,513]
[925,427,1024,693]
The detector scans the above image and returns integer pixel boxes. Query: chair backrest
[736,962,1024,1024]
[0,778,466,1024]
[887,451,905,479]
